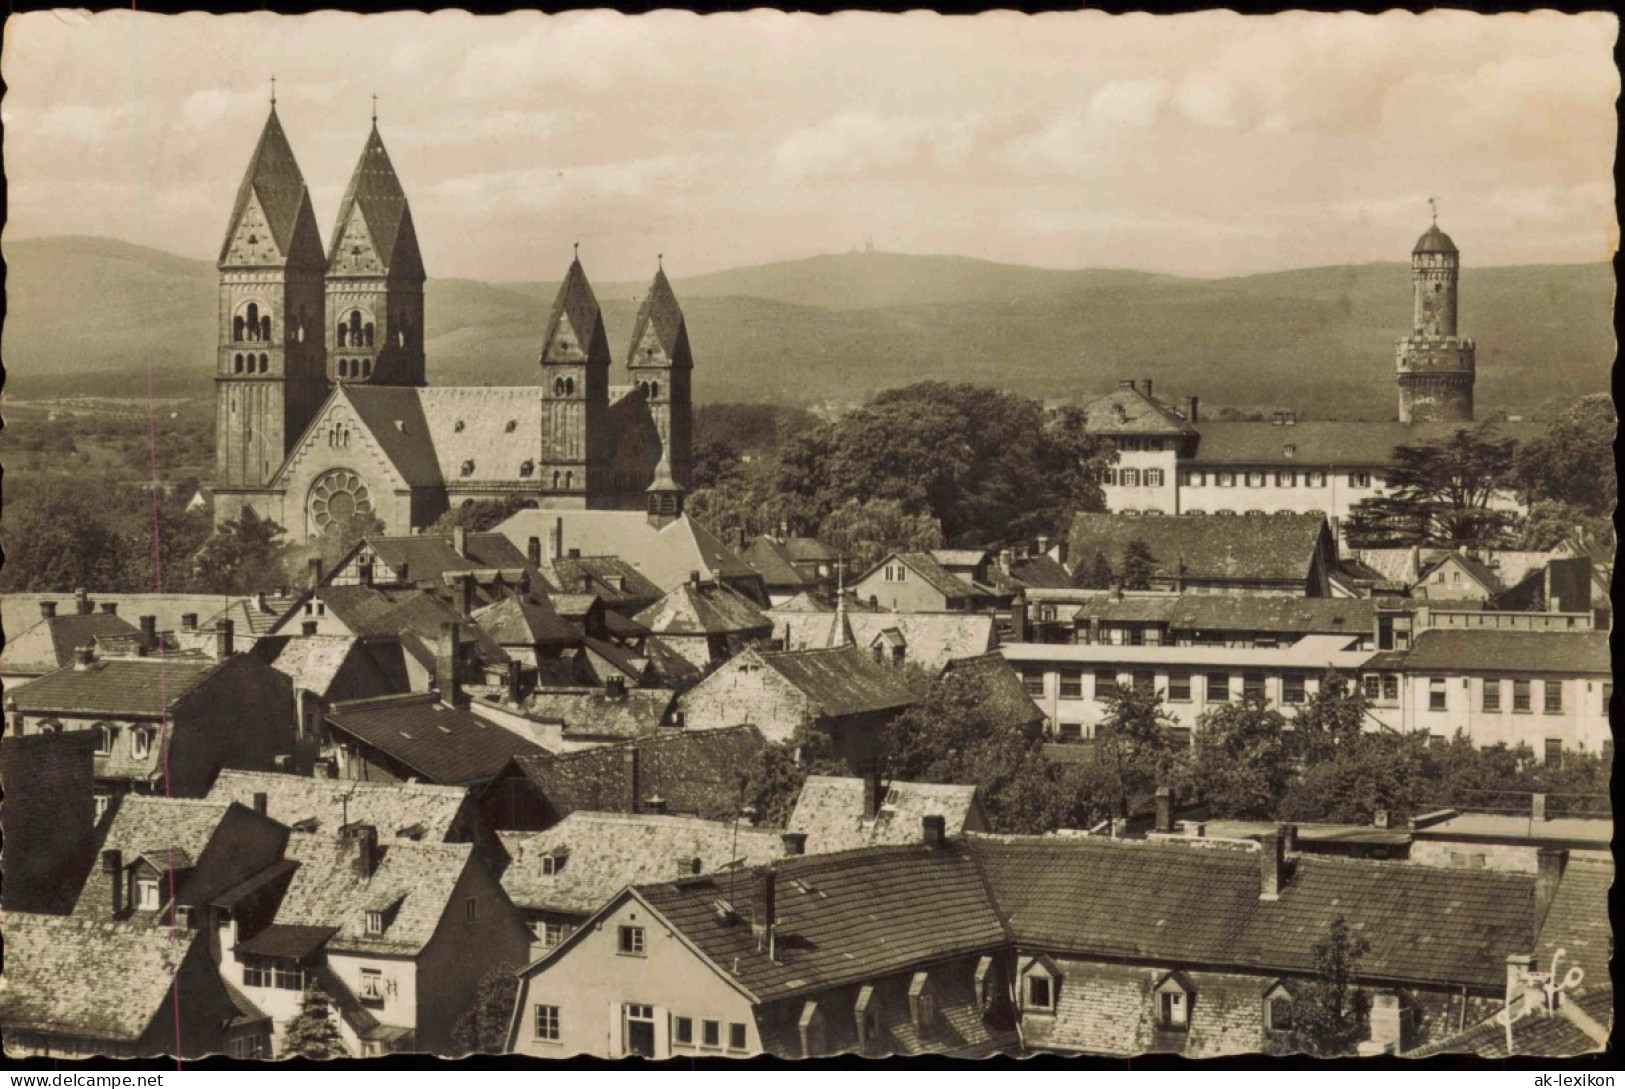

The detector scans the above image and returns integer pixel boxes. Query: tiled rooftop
[327,693,545,785]
[204,769,472,842]
[788,776,983,855]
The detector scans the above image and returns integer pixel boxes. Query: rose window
[308,469,373,531]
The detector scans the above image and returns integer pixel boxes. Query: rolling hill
[3,235,1612,417]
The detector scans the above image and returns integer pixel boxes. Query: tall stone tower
[1396,217,1475,424]
[325,120,426,388]
[537,254,610,504]
[215,103,330,504]
[625,264,695,490]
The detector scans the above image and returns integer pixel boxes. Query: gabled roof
[967,835,1535,991]
[0,913,201,1041]
[635,844,1009,1001]
[1,595,247,650]
[750,644,919,717]
[273,833,476,955]
[1066,511,1328,584]
[504,724,767,823]
[1060,593,1375,636]
[248,634,367,697]
[1188,419,1542,468]
[769,611,996,673]
[474,596,581,648]
[499,811,786,916]
[626,267,692,370]
[493,511,760,593]
[72,796,232,917]
[635,580,773,637]
[540,258,611,368]
[537,555,664,609]
[1418,550,1504,594]
[1406,987,1610,1058]
[8,657,224,717]
[1400,630,1610,675]
[1082,385,1196,436]
[415,388,545,484]
[0,612,140,675]
[1004,554,1073,591]
[941,652,1045,731]
[205,769,472,843]
[326,693,545,785]
[779,537,844,563]
[219,106,322,267]
[517,688,675,741]
[339,385,444,485]
[327,123,422,277]
[859,552,981,602]
[315,585,508,666]
[788,776,983,855]
[742,537,818,590]
[1535,857,1612,998]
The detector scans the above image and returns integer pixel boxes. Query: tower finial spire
[371,93,378,125]
[573,241,579,261]
[657,252,663,270]
[270,74,277,109]
[1429,195,1438,226]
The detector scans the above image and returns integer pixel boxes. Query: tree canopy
[1345,424,1519,549]
[1286,916,1372,1057]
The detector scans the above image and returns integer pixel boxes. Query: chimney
[181,612,198,632]
[506,660,522,704]
[1259,828,1286,900]
[781,832,808,856]
[605,676,628,699]
[1036,535,1050,556]
[1142,379,1154,400]
[1154,787,1173,834]
[550,517,565,561]
[1010,592,1029,643]
[998,549,1013,576]
[254,591,268,614]
[348,824,380,879]
[689,570,701,587]
[752,869,778,950]
[436,622,462,706]
[1186,395,1199,423]
[567,548,581,560]
[38,600,57,620]
[675,855,701,876]
[527,536,542,566]
[1373,808,1390,829]
[623,746,640,814]
[102,849,124,916]
[252,792,269,816]
[74,645,96,670]
[1531,793,1548,823]
[100,602,118,615]
[453,526,468,558]
[1535,848,1568,925]
[396,561,410,584]
[139,615,158,653]
[7,697,23,733]
[215,619,235,659]
[75,588,92,615]
[863,771,884,818]
[457,573,475,619]
[923,815,947,849]
[645,795,669,816]
[302,620,319,637]
[1282,823,1299,854]
[308,557,324,589]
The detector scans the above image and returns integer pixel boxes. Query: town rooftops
[749,644,919,718]
[1,593,243,650]
[315,585,508,665]
[862,552,982,602]
[0,913,202,1042]
[273,833,476,956]
[742,537,819,590]
[967,835,1536,991]
[494,510,760,592]
[473,596,581,648]
[326,692,545,785]
[1051,593,1376,635]
[769,611,998,672]
[72,796,234,917]
[248,634,371,698]
[631,843,1009,1002]
[0,611,140,676]
[1001,634,1371,671]
[1410,812,1612,852]
[1187,419,1541,468]
[502,724,767,824]
[941,653,1045,730]
[362,531,534,587]
[536,554,664,609]
[1066,511,1329,585]
[788,776,984,855]
[1418,550,1505,594]
[1400,629,1611,675]
[498,811,789,916]
[514,688,676,743]
[1535,857,1612,999]
[205,769,472,842]
[1406,987,1611,1058]
[1082,384,1196,436]
[634,579,773,637]
[8,656,225,718]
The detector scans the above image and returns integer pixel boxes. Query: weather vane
[1429,196,1438,226]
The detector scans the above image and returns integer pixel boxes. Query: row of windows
[1023,668,1308,705]
[1113,438,1166,453]
[232,353,270,374]
[674,1016,748,1052]
[1023,966,1299,1035]
[242,957,304,991]
[1183,469,1372,489]
[337,357,373,379]
[1426,677,1580,714]
[1105,468,1165,487]
[529,1005,748,1052]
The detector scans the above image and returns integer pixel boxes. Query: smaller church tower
[215,99,329,511]
[626,262,695,490]
[325,116,426,388]
[538,252,611,504]
[1396,208,1475,424]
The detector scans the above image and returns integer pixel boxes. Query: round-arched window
[307,469,373,533]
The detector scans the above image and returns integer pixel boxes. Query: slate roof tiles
[205,769,472,842]
[327,693,545,785]
[1066,511,1327,584]
[1400,629,1610,675]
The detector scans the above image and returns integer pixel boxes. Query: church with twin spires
[212,102,693,538]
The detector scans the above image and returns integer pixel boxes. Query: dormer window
[541,852,566,876]
[854,985,881,1048]
[94,723,117,756]
[136,874,161,912]
[131,727,155,760]
[908,971,936,1031]
[1154,971,1195,1030]
[1263,981,1296,1032]
[1021,954,1060,1013]
[366,910,384,936]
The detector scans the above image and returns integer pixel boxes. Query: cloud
[772,112,984,183]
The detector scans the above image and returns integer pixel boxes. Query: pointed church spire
[540,252,611,368]
[327,119,422,279]
[626,262,693,369]
[645,446,685,527]
[827,563,855,648]
[219,103,323,269]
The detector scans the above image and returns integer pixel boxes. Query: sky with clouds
[2,9,1616,281]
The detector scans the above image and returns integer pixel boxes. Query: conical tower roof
[328,122,423,279]
[540,255,611,367]
[1413,223,1458,256]
[627,266,693,370]
[219,105,323,267]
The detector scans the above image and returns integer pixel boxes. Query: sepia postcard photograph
[0,6,1615,1070]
